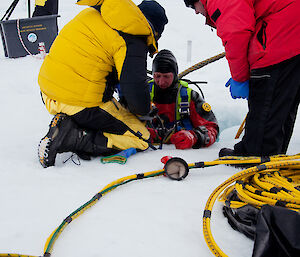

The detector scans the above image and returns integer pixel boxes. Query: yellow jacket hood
[77,0,157,53]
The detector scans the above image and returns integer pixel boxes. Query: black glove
[138,106,159,121]
[193,126,210,148]
[118,96,128,108]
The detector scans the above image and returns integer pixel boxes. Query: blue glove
[119,148,137,158]
[225,78,249,100]
[100,148,137,164]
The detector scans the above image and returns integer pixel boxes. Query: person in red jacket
[148,49,219,149]
[184,0,300,157]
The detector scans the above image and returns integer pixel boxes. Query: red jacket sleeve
[190,91,219,148]
[206,0,255,81]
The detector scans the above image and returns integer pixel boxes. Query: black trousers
[33,0,58,17]
[69,103,150,153]
[71,106,128,147]
[235,54,300,156]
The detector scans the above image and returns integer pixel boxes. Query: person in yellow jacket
[37,0,168,168]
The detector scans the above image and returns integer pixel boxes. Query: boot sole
[38,113,71,168]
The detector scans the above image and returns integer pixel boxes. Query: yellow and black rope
[202,154,300,257]
[0,170,165,257]
[1,153,300,257]
[147,52,226,79]
[178,52,226,79]
[43,170,165,256]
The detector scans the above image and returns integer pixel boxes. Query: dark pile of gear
[202,154,300,257]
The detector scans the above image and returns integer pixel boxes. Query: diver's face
[153,72,174,89]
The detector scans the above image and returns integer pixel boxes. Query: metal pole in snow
[28,0,31,18]
[187,40,192,63]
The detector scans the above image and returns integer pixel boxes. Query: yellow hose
[203,157,300,257]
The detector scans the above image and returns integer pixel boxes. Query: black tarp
[222,189,259,240]
[252,205,300,257]
[223,189,300,257]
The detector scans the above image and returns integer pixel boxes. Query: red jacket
[150,81,219,148]
[201,0,300,81]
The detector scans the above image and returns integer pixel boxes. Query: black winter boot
[219,148,236,157]
[38,113,104,168]
[219,148,258,169]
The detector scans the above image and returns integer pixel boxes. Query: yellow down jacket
[38,0,157,114]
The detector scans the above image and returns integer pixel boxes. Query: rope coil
[202,154,300,257]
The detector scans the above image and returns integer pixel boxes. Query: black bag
[252,205,300,257]
[0,15,59,58]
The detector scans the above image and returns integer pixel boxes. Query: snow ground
[0,1,299,257]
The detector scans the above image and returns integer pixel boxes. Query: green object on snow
[100,148,137,164]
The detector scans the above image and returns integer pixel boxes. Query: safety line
[43,170,165,255]
[178,52,226,79]
[1,153,300,257]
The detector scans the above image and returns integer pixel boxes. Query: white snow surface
[0,1,299,257]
